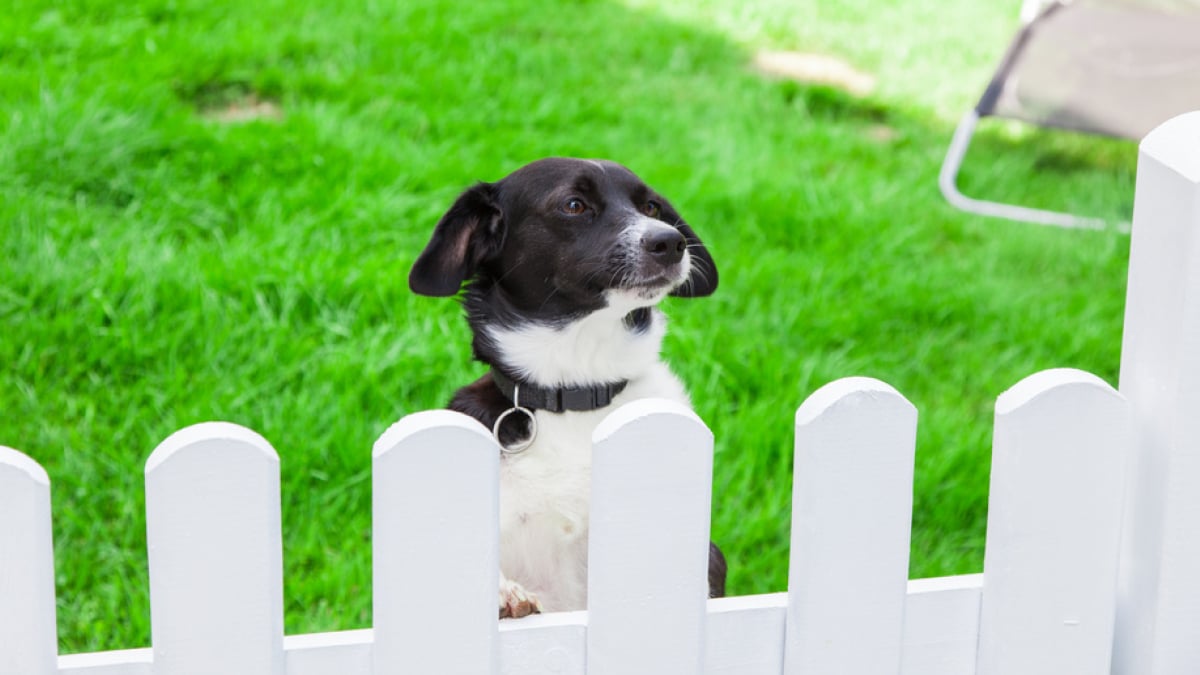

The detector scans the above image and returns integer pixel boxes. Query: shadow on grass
[952,117,1137,219]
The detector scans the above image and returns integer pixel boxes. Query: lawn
[1,0,1135,653]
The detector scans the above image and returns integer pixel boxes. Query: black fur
[708,542,727,598]
[410,157,717,377]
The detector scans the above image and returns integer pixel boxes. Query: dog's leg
[499,572,543,619]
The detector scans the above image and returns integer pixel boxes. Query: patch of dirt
[752,50,876,96]
[867,124,900,142]
[201,95,283,123]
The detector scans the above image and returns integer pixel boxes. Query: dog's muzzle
[618,217,691,292]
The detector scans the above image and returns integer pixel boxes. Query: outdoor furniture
[939,0,1200,228]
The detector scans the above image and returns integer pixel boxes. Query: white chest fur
[485,297,691,611]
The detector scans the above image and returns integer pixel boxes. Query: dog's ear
[409,182,504,297]
[671,221,718,297]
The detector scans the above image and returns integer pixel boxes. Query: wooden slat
[144,423,285,675]
[372,410,500,675]
[499,611,586,675]
[1115,110,1200,675]
[587,399,713,675]
[977,369,1128,675]
[0,447,57,675]
[50,577,991,675]
[284,629,372,675]
[901,575,982,675]
[705,595,786,675]
[58,649,153,675]
[784,377,917,675]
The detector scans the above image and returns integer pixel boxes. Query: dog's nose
[642,228,686,266]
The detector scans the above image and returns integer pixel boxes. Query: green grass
[1,0,1135,653]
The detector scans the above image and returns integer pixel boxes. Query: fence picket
[372,410,500,675]
[0,447,57,675]
[587,399,713,675]
[1115,110,1200,675]
[144,422,284,675]
[784,377,916,675]
[977,369,1129,675]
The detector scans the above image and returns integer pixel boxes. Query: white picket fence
[3,111,1199,675]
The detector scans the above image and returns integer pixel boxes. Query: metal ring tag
[494,406,537,454]
[494,383,536,454]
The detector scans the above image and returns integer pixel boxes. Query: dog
[409,157,725,618]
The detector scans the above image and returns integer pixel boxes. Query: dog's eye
[642,200,662,218]
[562,198,587,215]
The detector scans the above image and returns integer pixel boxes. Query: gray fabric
[980,0,1200,139]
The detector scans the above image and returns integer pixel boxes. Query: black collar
[491,369,628,413]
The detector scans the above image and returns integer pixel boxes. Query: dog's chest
[497,365,689,611]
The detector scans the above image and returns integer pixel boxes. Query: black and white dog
[409,157,725,618]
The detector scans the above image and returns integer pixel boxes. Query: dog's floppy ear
[409,182,504,297]
[671,221,718,297]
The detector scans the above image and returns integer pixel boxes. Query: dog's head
[409,158,717,319]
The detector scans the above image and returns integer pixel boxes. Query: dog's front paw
[499,576,543,619]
